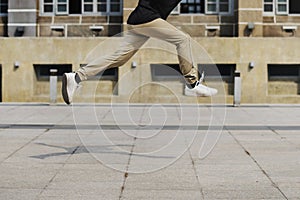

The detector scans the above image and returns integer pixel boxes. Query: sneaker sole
[62,74,70,105]
[185,89,206,97]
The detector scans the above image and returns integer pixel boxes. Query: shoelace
[199,71,205,83]
[198,71,208,86]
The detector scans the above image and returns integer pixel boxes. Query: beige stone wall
[237,0,263,37]
[263,15,300,37]
[0,37,300,104]
[37,16,123,37]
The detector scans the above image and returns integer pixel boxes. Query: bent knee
[177,33,191,45]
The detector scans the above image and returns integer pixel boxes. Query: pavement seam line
[227,129,289,200]
[186,139,205,199]
[0,128,51,165]
[118,106,148,200]
[35,145,81,199]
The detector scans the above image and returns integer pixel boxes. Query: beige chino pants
[77,18,198,84]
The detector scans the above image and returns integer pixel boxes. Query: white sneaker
[185,81,218,97]
[62,73,80,105]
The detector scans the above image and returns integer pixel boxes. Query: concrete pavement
[0,103,300,199]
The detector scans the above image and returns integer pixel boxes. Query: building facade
[0,0,300,104]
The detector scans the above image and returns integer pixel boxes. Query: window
[43,0,54,13]
[206,0,217,14]
[151,63,235,82]
[268,64,300,95]
[41,0,122,15]
[277,0,287,15]
[83,0,122,15]
[57,0,68,14]
[42,0,68,15]
[83,0,93,12]
[179,0,231,15]
[80,64,118,80]
[0,0,8,15]
[198,64,235,82]
[206,0,230,14]
[150,64,183,81]
[110,0,121,13]
[33,64,72,81]
[180,0,205,14]
[264,0,274,13]
[268,64,300,80]
[264,0,300,15]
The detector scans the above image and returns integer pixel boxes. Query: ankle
[75,73,81,84]
[186,81,198,89]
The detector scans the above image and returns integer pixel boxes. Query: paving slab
[0,103,300,199]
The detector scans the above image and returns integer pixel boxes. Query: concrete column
[8,0,37,37]
[233,71,241,107]
[49,69,58,104]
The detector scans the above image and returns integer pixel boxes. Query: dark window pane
[189,6,195,12]
[33,64,72,81]
[278,5,287,12]
[268,65,299,77]
[207,4,217,12]
[264,5,273,12]
[198,64,234,77]
[98,4,107,12]
[58,5,67,12]
[220,4,229,12]
[44,5,53,12]
[84,5,93,12]
[110,4,120,12]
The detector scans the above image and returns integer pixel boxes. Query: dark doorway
[69,0,82,14]
[289,0,300,14]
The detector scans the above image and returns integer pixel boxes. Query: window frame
[177,0,233,16]
[276,0,288,15]
[263,0,275,15]
[42,0,54,15]
[262,0,300,16]
[56,0,68,15]
[82,0,122,16]
[82,0,95,14]
[40,0,122,16]
[206,0,218,14]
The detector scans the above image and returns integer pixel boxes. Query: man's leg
[130,18,217,96]
[130,18,198,84]
[62,31,148,104]
[77,31,148,81]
